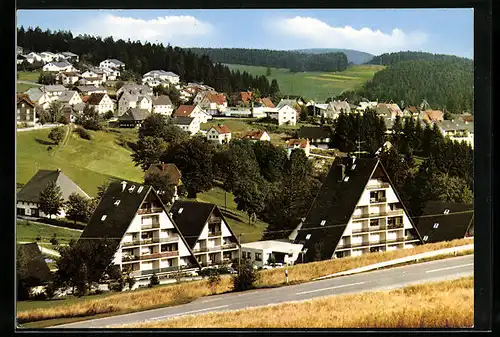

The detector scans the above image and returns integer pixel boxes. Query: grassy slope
[16,220,81,245]
[16,127,143,197]
[17,83,40,92]
[18,71,42,82]
[224,64,385,102]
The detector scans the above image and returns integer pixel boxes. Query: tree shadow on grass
[35,138,56,146]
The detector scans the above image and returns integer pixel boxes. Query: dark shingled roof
[79,181,200,270]
[298,126,332,140]
[146,163,182,186]
[169,200,240,249]
[294,157,420,262]
[413,201,474,243]
[87,93,106,105]
[17,243,52,284]
[17,169,90,203]
[172,116,195,125]
[119,108,150,121]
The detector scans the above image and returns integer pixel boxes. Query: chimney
[121,181,127,192]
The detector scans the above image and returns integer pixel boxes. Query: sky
[16,9,473,58]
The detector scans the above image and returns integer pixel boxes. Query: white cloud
[271,16,428,55]
[76,14,213,46]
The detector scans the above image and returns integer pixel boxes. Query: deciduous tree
[39,181,64,218]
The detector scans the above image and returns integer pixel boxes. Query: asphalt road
[50,254,473,329]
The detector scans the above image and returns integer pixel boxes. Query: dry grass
[17,278,233,323]
[124,277,473,328]
[17,238,472,323]
[258,238,473,287]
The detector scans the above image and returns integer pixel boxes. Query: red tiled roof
[261,97,275,108]
[406,106,420,114]
[286,139,309,148]
[423,110,444,122]
[17,94,35,108]
[206,93,227,105]
[243,130,267,140]
[87,93,106,105]
[81,95,89,103]
[240,91,253,103]
[174,105,197,117]
[213,124,231,134]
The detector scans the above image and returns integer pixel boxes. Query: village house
[118,108,151,128]
[56,90,83,106]
[152,95,174,116]
[17,54,28,65]
[206,124,231,144]
[237,91,253,106]
[101,67,121,81]
[16,169,90,218]
[77,181,201,280]
[75,85,107,96]
[145,162,182,204]
[60,52,79,63]
[118,92,152,116]
[267,105,297,126]
[241,240,304,267]
[80,69,106,86]
[56,71,80,86]
[199,93,228,115]
[285,139,310,157]
[419,109,444,123]
[116,84,153,98]
[17,94,37,125]
[172,116,200,136]
[376,103,403,120]
[306,102,329,117]
[40,51,58,63]
[42,60,76,73]
[242,130,271,142]
[356,101,378,113]
[173,105,211,124]
[297,126,333,149]
[260,97,275,108]
[434,120,474,148]
[38,85,67,104]
[142,70,180,87]
[325,100,351,119]
[412,201,474,244]
[193,90,214,105]
[99,59,125,70]
[25,52,43,63]
[25,87,51,110]
[60,104,83,124]
[169,201,241,267]
[87,93,114,115]
[290,157,423,262]
[402,106,421,119]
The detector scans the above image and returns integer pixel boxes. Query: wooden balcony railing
[208,231,222,237]
[140,223,160,230]
[222,243,238,249]
[351,209,404,220]
[370,197,387,204]
[139,251,179,260]
[208,217,222,224]
[137,207,163,215]
[122,235,179,247]
[366,182,390,190]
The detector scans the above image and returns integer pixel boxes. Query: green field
[18,71,42,82]
[16,220,81,245]
[224,64,385,102]
[201,118,258,134]
[16,127,143,197]
[17,82,41,93]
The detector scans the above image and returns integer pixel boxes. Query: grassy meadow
[224,64,385,102]
[17,71,42,82]
[16,220,82,245]
[125,277,473,328]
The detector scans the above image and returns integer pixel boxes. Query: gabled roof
[276,99,297,109]
[298,126,332,140]
[79,181,201,270]
[46,61,72,68]
[421,110,444,121]
[42,85,66,92]
[101,58,125,66]
[146,163,182,186]
[413,201,474,243]
[240,91,253,103]
[405,106,420,114]
[57,91,79,103]
[17,243,52,284]
[17,169,90,203]
[286,139,309,148]
[17,94,35,108]
[170,200,240,249]
[261,97,275,108]
[294,157,411,261]
[153,95,172,106]
[172,116,195,126]
[75,85,104,93]
[174,105,197,117]
[205,93,227,105]
[87,93,107,105]
[242,130,268,140]
[61,51,78,57]
[211,124,231,134]
[25,87,44,102]
[119,108,150,121]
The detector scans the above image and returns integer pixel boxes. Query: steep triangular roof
[17,169,90,203]
[17,243,52,284]
[294,157,421,261]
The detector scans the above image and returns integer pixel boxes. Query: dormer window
[137,186,144,193]
[178,208,184,214]
[305,234,311,240]
[443,209,450,215]
[343,176,350,182]
[433,223,439,229]
[423,235,428,241]
[114,200,121,206]
[101,215,107,221]
[128,185,135,193]
[320,220,326,226]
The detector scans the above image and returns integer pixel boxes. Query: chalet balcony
[122,255,140,262]
[137,207,163,215]
[366,182,390,190]
[141,223,160,230]
[222,243,239,249]
[192,247,209,253]
[123,235,180,247]
[208,231,222,237]
[336,241,370,249]
[207,245,222,252]
[370,197,387,204]
[140,251,179,261]
[351,209,404,221]
[201,261,219,267]
[386,238,406,245]
[386,223,404,230]
[208,217,222,224]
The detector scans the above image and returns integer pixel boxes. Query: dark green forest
[17,27,280,97]
[367,51,472,66]
[187,48,349,72]
[338,58,474,114]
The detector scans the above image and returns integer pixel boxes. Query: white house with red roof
[242,130,271,142]
[173,105,211,124]
[199,93,228,115]
[285,138,310,157]
[206,124,231,144]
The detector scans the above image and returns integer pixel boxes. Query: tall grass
[123,277,473,328]
[17,238,472,323]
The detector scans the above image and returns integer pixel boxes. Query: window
[178,208,184,214]
[114,200,121,206]
[433,223,439,229]
[101,215,107,221]
[305,234,311,240]
[443,209,450,215]
[343,175,350,182]
[137,186,144,193]
[320,220,326,226]
[128,185,135,193]
[370,219,379,227]
[255,253,262,261]
[351,164,356,170]
[423,235,428,241]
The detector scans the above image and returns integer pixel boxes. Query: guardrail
[122,235,180,247]
[314,244,474,281]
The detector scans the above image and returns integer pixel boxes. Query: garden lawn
[16,127,143,197]
[17,71,42,82]
[16,220,81,245]
[224,64,385,102]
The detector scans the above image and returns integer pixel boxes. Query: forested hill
[16,27,280,97]
[340,58,473,114]
[295,48,374,65]
[187,48,349,72]
[367,51,472,66]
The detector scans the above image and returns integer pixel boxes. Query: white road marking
[150,305,229,321]
[296,282,365,295]
[426,263,474,273]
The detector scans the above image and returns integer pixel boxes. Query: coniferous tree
[39,181,64,218]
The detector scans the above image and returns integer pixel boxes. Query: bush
[50,234,59,246]
[149,273,159,287]
[35,236,41,242]
[207,271,221,294]
[232,258,259,291]
[108,280,124,292]
[103,111,114,120]
[32,292,47,301]
[74,127,92,140]
[44,283,56,299]
[48,126,65,145]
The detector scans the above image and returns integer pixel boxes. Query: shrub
[207,271,221,294]
[44,283,56,299]
[103,111,114,120]
[50,236,59,246]
[74,127,91,140]
[232,258,259,291]
[48,126,65,145]
[149,273,160,287]
[35,236,41,242]
[108,280,124,292]
[32,292,47,301]
[126,276,136,290]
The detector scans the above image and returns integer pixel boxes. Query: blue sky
[16,9,473,58]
